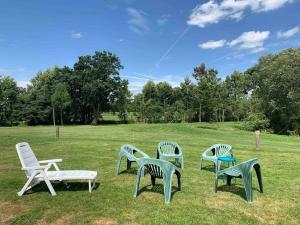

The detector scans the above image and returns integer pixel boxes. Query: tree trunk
[199,103,202,123]
[52,107,56,127]
[222,109,225,122]
[60,109,63,126]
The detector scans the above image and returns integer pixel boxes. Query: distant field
[0,123,299,225]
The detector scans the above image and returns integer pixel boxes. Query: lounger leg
[115,155,123,176]
[89,180,91,192]
[17,172,38,196]
[41,171,56,196]
[151,176,156,188]
[200,158,203,170]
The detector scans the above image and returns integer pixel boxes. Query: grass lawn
[0,123,299,225]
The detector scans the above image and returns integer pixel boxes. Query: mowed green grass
[0,123,299,225]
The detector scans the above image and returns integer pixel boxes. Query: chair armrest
[39,159,63,164]
[22,165,50,171]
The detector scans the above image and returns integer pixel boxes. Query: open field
[0,123,299,225]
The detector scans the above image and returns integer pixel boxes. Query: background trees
[1,48,299,134]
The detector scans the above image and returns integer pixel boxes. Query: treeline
[0,51,130,126]
[1,48,299,134]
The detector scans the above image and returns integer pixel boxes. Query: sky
[0,0,300,93]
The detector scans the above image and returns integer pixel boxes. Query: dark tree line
[0,48,299,134]
[0,51,130,126]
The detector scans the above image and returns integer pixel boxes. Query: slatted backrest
[158,142,181,155]
[121,144,149,161]
[16,142,40,177]
[139,158,176,178]
[214,144,232,157]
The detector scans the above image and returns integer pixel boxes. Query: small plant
[241,113,270,131]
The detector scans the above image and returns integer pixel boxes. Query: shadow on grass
[216,183,262,202]
[200,164,216,173]
[24,181,100,195]
[135,184,181,201]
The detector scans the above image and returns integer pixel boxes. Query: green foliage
[247,48,300,134]
[0,76,21,126]
[241,113,270,131]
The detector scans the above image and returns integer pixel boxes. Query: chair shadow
[216,183,261,201]
[136,183,180,201]
[200,164,216,173]
[119,168,138,175]
[25,181,100,195]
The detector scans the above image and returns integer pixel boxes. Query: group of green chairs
[116,142,183,204]
[116,142,263,204]
[200,144,263,203]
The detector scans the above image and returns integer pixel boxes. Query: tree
[51,83,71,126]
[72,51,124,124]
[0,76,20,126]
[246,48,300,133]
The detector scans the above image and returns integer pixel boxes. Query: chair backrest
[158,141,182,155]
[120,144,149,161]
[139,158,177,178]
[16,142,40,177]
[213,144,232,157]
[219,158,259,175]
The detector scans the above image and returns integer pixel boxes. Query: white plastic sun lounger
[16,142,97,196]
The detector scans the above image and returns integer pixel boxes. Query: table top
[217,156,236,162]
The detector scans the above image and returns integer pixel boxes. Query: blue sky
[0,0,299,93]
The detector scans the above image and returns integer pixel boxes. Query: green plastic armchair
[133,158,182,204]
[116,144,150,175]
[215,158,263,203]
[200,144,233,172]
[157,141,184,169]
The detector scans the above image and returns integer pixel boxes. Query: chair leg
[254,164,263,193]
[243,172,253,203]
[151,176,156,188]
[163,175,172,204]
[175,170,182,191]
[200,158,203,170]
[127,159,132,170]
[17,172,38,196]
[181,157,184,169]
[115,155,123,176]
[41,171,56,196]
[133,168,142,197]
[227,175,232,186]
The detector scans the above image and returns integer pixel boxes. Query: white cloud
[71,32,82,39]
[198,30,270,53]
[17,80,31,88]
[277,26,300,38]
[199,39,226,49]
[126,8,149,35]
[157,14,171,26]
[228,31,270,52]
[187,0,294,28]
[0,67,27,76]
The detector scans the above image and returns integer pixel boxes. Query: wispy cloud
[126,8,149,35]
[0,67,27,76]
[71,32,83,39]
[157,14,171,26]
[199,39,226,49]
[187,0,294,28]
[277,26,300,38]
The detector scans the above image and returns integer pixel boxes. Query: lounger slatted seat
[16,142,97,196]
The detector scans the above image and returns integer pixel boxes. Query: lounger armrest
[39,159,63,164]
[22,165,50,171]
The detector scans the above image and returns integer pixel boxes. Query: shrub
[241,113,270,131]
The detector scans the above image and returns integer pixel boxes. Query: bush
[241,113,270,131]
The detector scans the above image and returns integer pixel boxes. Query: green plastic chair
[157,141,184,169]
[115,145,150,176]
[133,158,182,204]
[200,144,233,172]
[215,158,263,203]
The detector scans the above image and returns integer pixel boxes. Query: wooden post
[255,128,260,150]
[56,126,60,138]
